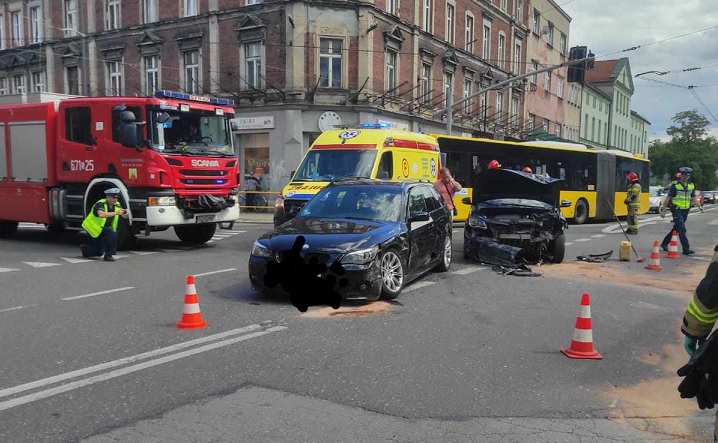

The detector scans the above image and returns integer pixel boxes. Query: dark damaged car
[462,169,570,265]
[248,180,453,301]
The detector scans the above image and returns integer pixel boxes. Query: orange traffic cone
[665,231,680,259]
[645,241,663,271]
[176,275,209,330]
[561,293,602,360]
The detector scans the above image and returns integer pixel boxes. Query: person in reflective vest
[80,188,129,262]
[660,167,702,255]
[624,171,641,235]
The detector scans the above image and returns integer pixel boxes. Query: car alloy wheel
[380,249,404,299]
[435,234,452,272]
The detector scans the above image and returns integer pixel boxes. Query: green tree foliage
[648,110,718,190]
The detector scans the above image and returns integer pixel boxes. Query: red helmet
[488,160,501,169]
[627,171,639,182]
[522,167,533,173]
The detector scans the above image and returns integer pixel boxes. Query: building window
[500,0,508,11]
[386,51,398,95]
[64,0,78,35]
[496,91,503,123]
[32,71,45,92]
[144,0,158,23]
[13,74,26,94]
[246,0,262,4]
[557,76,564,98]
[542,118,549,132]
[544,70,551,92]
[555,125,561,137]
[244,42,263,89]
[386,0,397,15]
[528,113,536,130]
[511,96,519,129]
[0,78,7,95]
[0,15,4,50]
[482,24,490,59]
[423,0,433,33]
[465,14,474,53]
[183,50,200,93]
[144,55,159,95]
[463,76,472,114]
[106,60,123,96]
[559,33,567,55]
[479,93,487,121]
[546,23,554,47]
[319,38,342,88]
[66,66,79,95]
[106,0,120,30]
[443,71,453,108]
[183,0,198,17]
[11,11,22,47]
[446,3,455,45]
[516,0,524,23]
[420,63,431,104]
[513,42,521,74]
[530,60,538,85]
[497,34,505,69]
[532,9,540,34]
[30,6,43,44]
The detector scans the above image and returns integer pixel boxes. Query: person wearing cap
[660,167,702,255]
[80,188,129,261]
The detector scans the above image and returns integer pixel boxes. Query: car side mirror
[409,211,430,222]
[560,199,572,208]
[461,197,471,205]
[290,170,296,179]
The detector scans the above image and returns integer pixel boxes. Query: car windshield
[649,186,663,197]
[147,108,234,156]
[297,186,403,222]
[293,150,377,181]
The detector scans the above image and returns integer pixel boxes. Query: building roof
[631,110,651,125]
[584,59,620,84]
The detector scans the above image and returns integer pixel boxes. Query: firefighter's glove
[685,336,699,356]
[659,207,667,218]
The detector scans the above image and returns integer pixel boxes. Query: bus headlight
[148,196,176,206]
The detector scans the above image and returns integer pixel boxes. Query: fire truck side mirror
[118,122,142,149]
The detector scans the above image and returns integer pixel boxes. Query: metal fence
[238,190,277,213]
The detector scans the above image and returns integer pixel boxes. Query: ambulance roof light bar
[154,90,234,106]
[359,122,391,129]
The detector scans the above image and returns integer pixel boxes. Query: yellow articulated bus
[274,124,442,227]
[431,135,650,224]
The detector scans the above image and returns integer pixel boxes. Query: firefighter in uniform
[624,172,641,235]
[660,167,702,255]
[679,245,718,441]
[80,188,129,262]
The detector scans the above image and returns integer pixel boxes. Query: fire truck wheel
[116,217,136,250]
[45,223,66,234]
[0,220,18,238]
[174,223,217,245]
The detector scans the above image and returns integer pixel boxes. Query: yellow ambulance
[273,124,442,227]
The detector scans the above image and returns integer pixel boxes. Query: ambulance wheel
[175,223,217,245]
[0,220,18,238]
[116,217,136,250]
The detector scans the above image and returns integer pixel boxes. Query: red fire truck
[0,90,240,248]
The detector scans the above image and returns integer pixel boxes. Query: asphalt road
[0,207,716,442]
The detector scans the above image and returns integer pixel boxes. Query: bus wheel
[573,199,588,225]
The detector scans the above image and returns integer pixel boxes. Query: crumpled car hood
[472,169,563,206]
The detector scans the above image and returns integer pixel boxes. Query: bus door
[596,151,616,219]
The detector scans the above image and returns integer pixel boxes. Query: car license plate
[196,214,215,223]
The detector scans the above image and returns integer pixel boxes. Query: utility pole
[437,56,594,134]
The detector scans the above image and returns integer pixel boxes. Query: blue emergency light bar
[154,90,234,106]
[359,122,392,129]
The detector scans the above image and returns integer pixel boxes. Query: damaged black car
[462,168,570,266]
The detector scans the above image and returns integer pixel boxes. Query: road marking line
[0,326,286,411]
[0,267,20,273]
[194,268,237,277]
[591,234,605,238]
[62,287,135,301]
[0,305,33,313]
[575,238,591,242]
[23,262,61,268]
[60,257,94,264]
[0,324,265,400]
[565,242,574,246]
[128,251,158,255]
[113,254,130,259]
[211,235,232,239]
[159,249,185,253]
[403,281,435,293]
[232,230,247,233]
[451,267,483,275]
[709,219,718,226]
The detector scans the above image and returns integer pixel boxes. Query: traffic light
[567,46,587,83]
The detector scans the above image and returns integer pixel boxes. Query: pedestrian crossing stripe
[22,262,61,268]
[128,251,158,255]
[0,267,19,273]
[60,257,94,264]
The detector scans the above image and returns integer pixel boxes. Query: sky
[559,0,718,142]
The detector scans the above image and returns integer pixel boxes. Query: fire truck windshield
[148,109,234,156]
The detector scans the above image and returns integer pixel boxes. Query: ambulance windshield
[293,150,377,181]
[148,109,234,156]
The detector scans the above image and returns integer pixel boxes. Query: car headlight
[148,196,176,206]
[341,246,379,265]
[251,241,272,258]
[468,216,487,229]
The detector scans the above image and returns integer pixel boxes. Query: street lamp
[635,70,669,78]
[61,28,88,96]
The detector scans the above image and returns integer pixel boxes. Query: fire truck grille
[179,169,228,177]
